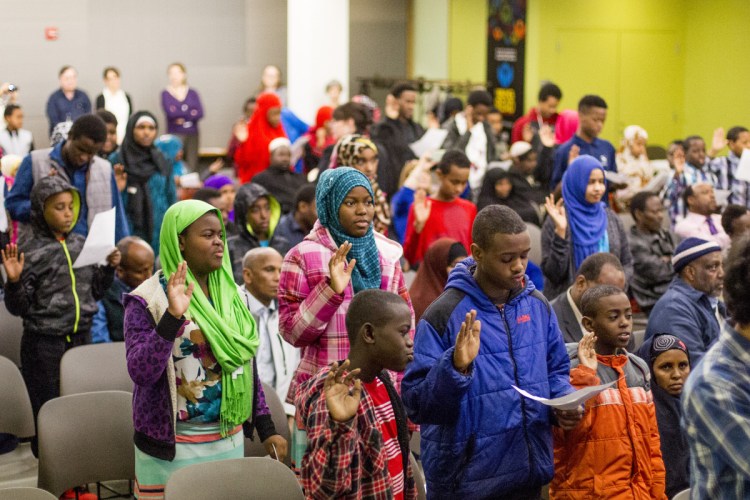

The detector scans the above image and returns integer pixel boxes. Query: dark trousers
[20,332,90,456]
[176,133,199,173]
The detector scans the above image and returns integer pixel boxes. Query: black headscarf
[477,168,540,225]
[120,111,170,242]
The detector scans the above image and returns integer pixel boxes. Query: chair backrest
[59,342,132,396]
[672,488,690,500]
[410,452,426,500]
[0,302,24,366]
[0,355,35,437]
[0,487,57,500]
[164,457,303,500]
[37,390,134,496]
[245,381,291,466]
[526,223,542,265]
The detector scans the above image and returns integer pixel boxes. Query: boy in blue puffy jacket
[402,205,582,499]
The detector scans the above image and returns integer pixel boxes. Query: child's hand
[106,249,121,268]
[166,261,195,318]
[208,159,224,174]
[544,194,567,238]
[578,331,598,371]
[553,407,584,431]
[413,189,432,233]
[1,243,24,283]
[453,310,481,373]
[328,242,354,295]
[113,164,128,193]
[325,360,362,423]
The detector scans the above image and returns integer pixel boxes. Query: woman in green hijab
[123,200,286,499]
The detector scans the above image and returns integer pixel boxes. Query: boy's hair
[345,289,408,343]
[390,82,417,99]
[192,188,222,204]
[724,234,750,325]
[580,285,626,317]
[58,65,74,77]
[472,205,527,249]
[332,102,371,134]
[487,107,501,116]
[538,82,562,102]
[117,236,152,267]
[727,126,749,142]
[682,135,704,150]
[578,95,607,114]
[68,114,107,144]
[102,66,120,79]
[436,150,471,174]
[294,183,317,210]
[4,104,20,118]
[96,109,118,126]
[721,204,748,236]
[577,253,624,281]
[629,191,658,220]
[467,90,493,108]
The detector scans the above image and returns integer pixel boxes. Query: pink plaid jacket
[279,221,414,404]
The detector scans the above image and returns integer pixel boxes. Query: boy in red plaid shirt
[295,290,417,499]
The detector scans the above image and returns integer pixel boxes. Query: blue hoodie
[402,258,572,498]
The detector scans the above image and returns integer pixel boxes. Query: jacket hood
[30,175,81,237]
[445,257,534,312]
[233,182,281,241]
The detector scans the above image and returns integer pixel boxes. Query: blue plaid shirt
[710,152,750,208]
[682,324,750,499]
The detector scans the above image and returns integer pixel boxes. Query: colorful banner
[487,0,526,123]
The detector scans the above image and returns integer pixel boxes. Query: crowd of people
[0,66,749,500]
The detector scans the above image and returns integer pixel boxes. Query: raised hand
[672,147,686,175]
[578,331,598,371]
[1,244,25,283]
[545,194,567,238]
[568,144,580,164]
[166,261,195,318]
[325,360,362,423]
[113,164,128,193]
[710,127,727,156]
[263,434,288,462]
[329,242,355,295]
[413,189,432,233]
[106,249,121,268]
[539,124,555,148]
[465,105,475,130]
[522,123,533,143]
[453,310,481,373]
[208,158,224,174]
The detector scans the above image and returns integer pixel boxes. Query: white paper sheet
[512,381,616,410]
[734,148,750,183]
[409,128,449,157]
[179,172,202,189]
[72,207,116,268]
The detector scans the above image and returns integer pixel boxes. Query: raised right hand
[578,331,598,371]
[329,242,355,295]
[453,310,481,373]
[568,144,580,164]
[166,261,194,318]
[1,244,25,283]
[539,124,555,148]
[413,189,432,232]
[545,194,567,237]
[325,360,362,422]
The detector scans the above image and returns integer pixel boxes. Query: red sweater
[403,197,476,266]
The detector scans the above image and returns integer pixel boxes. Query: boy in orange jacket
[550,285,666,499]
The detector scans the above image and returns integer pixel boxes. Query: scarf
[562,155,609,270]
[332,134,391,229]
[316,167,382,292]
[304,106,335,157]
[234,92,286,184]
[409,238,466,321]
[160,200,259,436]
[121,111,171,243]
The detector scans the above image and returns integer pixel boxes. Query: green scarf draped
[160,200,259,436]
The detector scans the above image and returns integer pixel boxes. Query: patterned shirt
[174,322,223,423]
[710,152,750,208]
[682,325,750,499]
[664,162,718,228]
[363,378,404,500]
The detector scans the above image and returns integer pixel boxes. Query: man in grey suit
[550,253,626,343]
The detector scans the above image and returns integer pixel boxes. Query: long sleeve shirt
[46,89,91,134]
[710,151,750,208]
[161,88,204,136]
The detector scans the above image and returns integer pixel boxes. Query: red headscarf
[234,92,286,183]
[305,106,335,157]
[409,238,466,321]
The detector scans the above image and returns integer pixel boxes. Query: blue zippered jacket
[402,258,573,499]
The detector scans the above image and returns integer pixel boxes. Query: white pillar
[287,0,349,125]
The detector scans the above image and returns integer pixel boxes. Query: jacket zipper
[500,307,534,465]
[60,240,80,340]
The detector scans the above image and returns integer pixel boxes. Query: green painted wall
[448,0,488,83]
[412,0,450,79]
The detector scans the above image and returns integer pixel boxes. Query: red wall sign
[45,27,59,41]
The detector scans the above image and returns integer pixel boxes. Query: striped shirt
[682,324,750,499]
[364,378,404,500]
[710,152,750,208]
